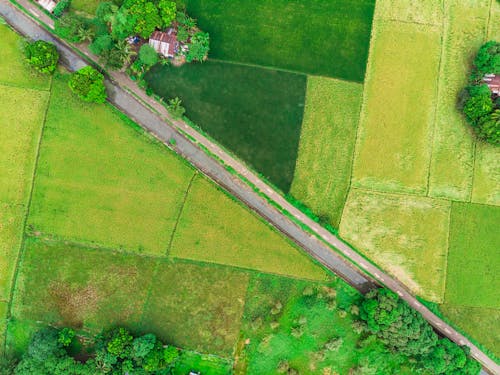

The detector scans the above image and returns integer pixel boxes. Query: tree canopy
[68,66,107,103]
[186,32,210,62]
[24,40,59,74]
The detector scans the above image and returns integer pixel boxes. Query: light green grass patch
[70,0,100,15]
[374,0,443,25]
[141,260,248,356]
[352,20,441,194]
[428,0,490,201]
[489,0,500,39]
[445,202,500,309]
[0,85,48,300]
[12,239,157,331]
[170,175,328,281]
[290,77,363,228]
[440,304,500,358]
[339,188,450,302]
[0,24,50,90]
[4,319,40,358]
[28,75,195,255]
[471,143,500,206]
[173,351,233,375]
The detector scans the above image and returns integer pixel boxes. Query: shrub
[167,97,186,118]
[55,14,91,43]
[68,66,107,103]
[138,44,159,67]
[53,0,70,17]
[24,40,59,74]
[186,32,209,62]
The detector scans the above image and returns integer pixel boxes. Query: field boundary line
[468,141,478,203]
[486,0,494,39]
[441,197,454,306]
[137,258,161,328]
[3,76,53,354]
[166,171,197,256]
[425,0,446,197]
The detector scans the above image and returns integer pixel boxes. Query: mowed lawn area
[181,0,375,81]
[290,77,363,228]
[170,175,328,281]
[351,19,442,195]
[145,61,307,192]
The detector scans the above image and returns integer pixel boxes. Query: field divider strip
[165,171,197,257]
[3,75,53,354]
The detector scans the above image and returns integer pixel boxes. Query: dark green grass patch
[172,351,233,375]
[145,61,306,192]
[140,260,249,356]
[239,274,413,374]
[181,0,375,81]
[445,202,500,309]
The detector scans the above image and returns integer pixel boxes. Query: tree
[463,87,494,125]
[138,43,159,67]
[163,345,179,365]
[186,31,209,62]
[476,113,500,144]
[58,328,75,347]
[53,0,70,17]
[68,66,107,103]
[167,97,186,118]
[55,14,91,43]
[89,34,114,55]
[105,328,133,357]
[158,0,176,27]
[24,40,59,74]
[473,40,500,75]
[132,333,156,361]
[124,0,162,38]
[422,339,480,375]
[359,288,438,357]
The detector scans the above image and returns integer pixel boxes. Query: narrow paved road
[1,2,498,374]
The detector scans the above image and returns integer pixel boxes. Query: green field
[428,0,489,201]
[181,0,375,81]
[290,77,363,228]
[339,188,450,302]
[70,0,100,14]
[145,61,307,192]
[352,20,442,194]
[28,74,196,255]
[445,203,500,309]
[373,0,443,25]
[239,274,414,374]
[170,175,328,280]
[471,142,500,206]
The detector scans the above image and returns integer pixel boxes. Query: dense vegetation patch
[180,0,375,81]
[145,61,307,191]
[461,41,500,145]
[23,40,59,74]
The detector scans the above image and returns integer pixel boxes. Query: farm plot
[351,20,442,195]
[428,0,490,201]
[373,0,443,25]
[181,0,375,81]
[145,61,307,192]
[445,203,500,309]
[170,175,328,281]
[290,77,363,228]
[239,273,414,375]
[0,24,50,90]
[339,188,450,302]
[471,143,500,206]
[28,74,196,255]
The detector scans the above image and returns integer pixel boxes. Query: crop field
[238,274,414,374]
[351,20,442,195]
[170,175,328,281]
[290,77,363,228]
[181,0,375,81]
[471,143,500,206]
[145,61,307,192]
[340,188,450,302]
[445,203,500,309]
[28,75,196,255]
[373,0,443,25]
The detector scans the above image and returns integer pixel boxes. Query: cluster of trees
[68,66,107,103]
[461,40,500,145]
[24,39,59,74]
[6,327,180,374]
[360,289,481,375]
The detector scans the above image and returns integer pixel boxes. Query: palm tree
[76,25,94,43]
[114,39,136,68]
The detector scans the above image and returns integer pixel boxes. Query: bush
[53,0,70,17]
[55,14,91,43]
[167,97,186,118]
[186,32,209,62]
[24,40,59,74]
[138,44,159,67]
[68,66,107,103]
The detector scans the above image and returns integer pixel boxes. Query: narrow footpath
[0,1,497,373]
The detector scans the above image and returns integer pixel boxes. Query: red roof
[484,74,500,94]
[150,29,178,57]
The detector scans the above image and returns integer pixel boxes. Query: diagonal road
[0,1,498,373]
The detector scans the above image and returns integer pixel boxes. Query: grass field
[428,0,490,201]
[170,175,328,280]
[239,274,414,374]
[70,0,100,15]
[145,61,307,192]
[0,85,48,301]
[445,203,500,309]
[351,20,442,195]
[340,188,450,302]
[440,305,500,358]
[290,77,363,228]
[181,0,375,81]
[0,24,50,90]
[471,143,500,206]
[373,0,443,25]
[28,74,196,255]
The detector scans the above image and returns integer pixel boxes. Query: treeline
[461,41,500,145]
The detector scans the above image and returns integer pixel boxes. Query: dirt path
[0,1,497,373]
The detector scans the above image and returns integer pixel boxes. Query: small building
[37,0,57,12]
[149,29,178,58]
[483,73,500,95]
